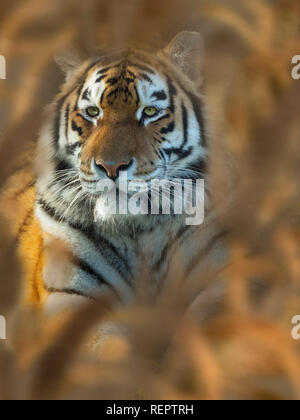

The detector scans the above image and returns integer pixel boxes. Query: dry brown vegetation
[0,0,300,400]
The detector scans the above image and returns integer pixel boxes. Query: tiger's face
[38,32,207,223]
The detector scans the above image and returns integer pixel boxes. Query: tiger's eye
[86,106,100,118]
[143,106,159,117]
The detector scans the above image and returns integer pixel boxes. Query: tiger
[1,31,226,313]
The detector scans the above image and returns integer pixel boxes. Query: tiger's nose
[95,159,133,180]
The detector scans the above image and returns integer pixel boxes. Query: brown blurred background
[0,0,300,400]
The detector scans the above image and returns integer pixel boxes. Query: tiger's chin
[93,193,121,222]
[93,197,147,235]
[93,190,140,223]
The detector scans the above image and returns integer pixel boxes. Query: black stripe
[181,102,188,148]
[133,84,140,107]
[97,66,112,75]
[189,158,207,178]
[95,75,106,83]
[71,120,83,136]
[124,77,134,84]
[64,104,70,141]
[97,67,110,75]
[75,258,109,285]
[106,88,119,100]
[100,87,107,105]
[106,77,119,85]
[163,146,193,162]
[45,287,94,300]
[186,91,207,148]
[73,257,121,299]
[76,83,85,109]
[154,114,170,124]
[76,112,89,123]
[127,70,138,79]
[17,209,34,242]
[169,76,207,148]
[82,88,90,101]
[166,76,177,113]
[151,90,167,101]
[55,157,73,172]
[160,121,175,135]
[138,73,153,83]
[155,225,190,271]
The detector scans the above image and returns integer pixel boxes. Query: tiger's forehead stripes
[78,58,170,113]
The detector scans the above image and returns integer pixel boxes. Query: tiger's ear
[164,31,204,82]
[55,48,82,82]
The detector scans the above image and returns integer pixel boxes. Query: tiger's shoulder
[0,145,46,304]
